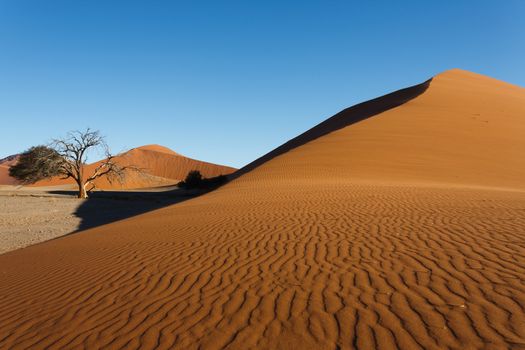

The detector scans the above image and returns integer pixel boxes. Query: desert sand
[0,187,84,254]
[0,69,524,349]
[89,145,236,189]
[0,185,200,254]
[1,145,236,190]
[0,156,18,186]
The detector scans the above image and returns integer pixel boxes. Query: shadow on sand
[49,188,206,233]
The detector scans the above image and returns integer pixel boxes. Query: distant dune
[0,156,19,186]
[1,144,236,189]
[91,144,235,189]
[1,70,524,349]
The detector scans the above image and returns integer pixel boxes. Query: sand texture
[0,69,524,349]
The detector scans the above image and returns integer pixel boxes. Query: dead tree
[10,129,140,198]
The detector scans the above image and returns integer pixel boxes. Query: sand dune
[5,144,236,189]
[0,156,19,186]
[86,145,236,190]
[236,69,525,190]
[0,166,17,186]
[1,69,524,349]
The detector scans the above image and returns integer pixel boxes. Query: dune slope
[1,69,524,350]
[88,145,236,189]
[236,69,525,190]
[0,156,19,186]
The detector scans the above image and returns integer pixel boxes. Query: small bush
[178,170,228,190]
[184,170,203,188]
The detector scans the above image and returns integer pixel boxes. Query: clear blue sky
[1,1,524,168]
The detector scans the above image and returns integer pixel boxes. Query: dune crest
[233,77,432,179]
[1,69,524,349]
[132,144,182,156]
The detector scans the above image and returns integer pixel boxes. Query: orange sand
[87,145,236,189]
[1,69,524,349]
[0,157,19,186]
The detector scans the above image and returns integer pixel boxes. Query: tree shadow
[48,188,207,233]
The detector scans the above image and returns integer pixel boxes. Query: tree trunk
[77,180,88,199]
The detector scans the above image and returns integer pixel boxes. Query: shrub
[178,170,228,190]
[183,170,203,188]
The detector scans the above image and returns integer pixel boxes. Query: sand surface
[0,185,203,255]
[0,189,84,254]
[0,69,524,349]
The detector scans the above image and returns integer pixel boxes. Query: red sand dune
[102,145,233,188]
[0,165,17,185]
[3,145,236,189]
[0,156,19,186]
[88,144,235,189]
[1,69,525,349]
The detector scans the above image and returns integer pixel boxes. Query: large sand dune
[236,69,525,189]
[1,69,524,349]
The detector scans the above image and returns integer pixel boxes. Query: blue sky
[0,1,523,168]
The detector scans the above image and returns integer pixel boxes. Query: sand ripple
[1,183,524,349]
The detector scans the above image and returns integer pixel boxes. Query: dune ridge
[233,77,432,179]
[0,69,524,349]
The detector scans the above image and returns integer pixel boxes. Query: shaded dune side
[232,78,431,179]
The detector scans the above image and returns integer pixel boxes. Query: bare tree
[10,129,140,198]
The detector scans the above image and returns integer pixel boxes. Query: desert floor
[0,185,196,254]
[0,188,82,254]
